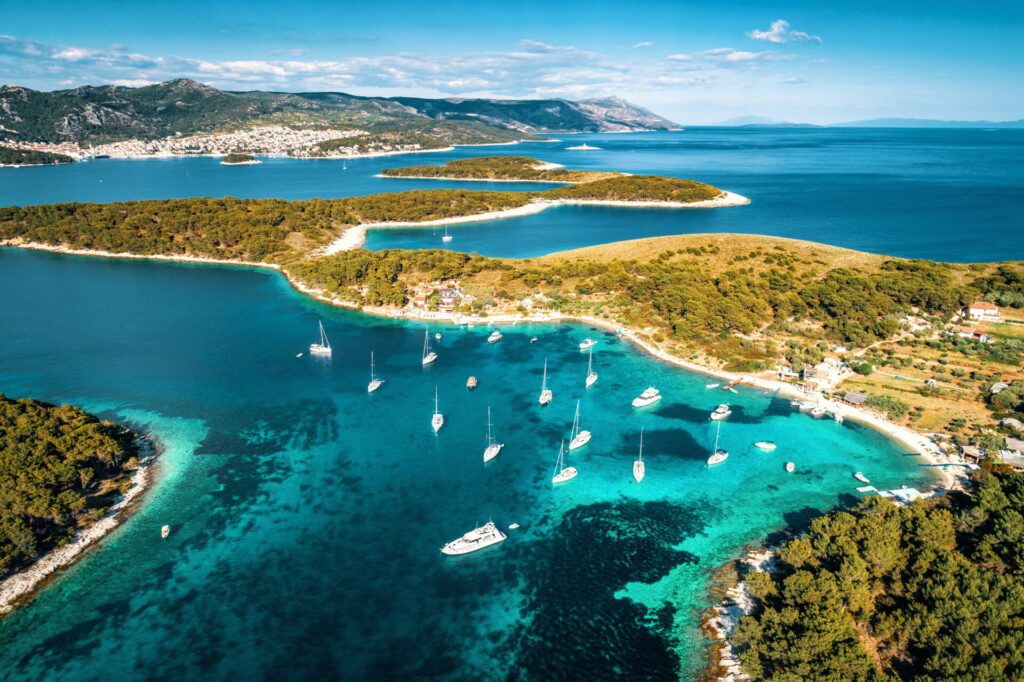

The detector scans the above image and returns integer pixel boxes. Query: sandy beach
[0,438,159,614]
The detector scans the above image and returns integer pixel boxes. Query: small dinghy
[508,523,520,530]
[467,376,478,390]
[785,462,795,473]
[705,383,720,389]
[754,441,777,451]
[161,525,171,539]
[854,472,870,484]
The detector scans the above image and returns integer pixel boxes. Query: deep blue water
[0,248,935,680]
[2,129,1022,261]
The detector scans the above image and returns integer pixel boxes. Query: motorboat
[440,522,506,555]
[854,472,870,484]
[754,441,777,451]
[578,338,597,351]
[488,330,502,344]
[785,462,796,473]
[161,525,171,539]
[466,376,478,390]
[710,404,732,421]
[632,387,662,408]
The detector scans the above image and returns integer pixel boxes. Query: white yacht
[705,383,720,389]
[754,441,777,451]
[367,351,384,393]
[160,524,171,539]
[585,349,598,388]
[785,462,796,473]
[440,521,506,555]
[568,400,591,451]
[578,338,597,351]
[566,143,601,151]
[431,387,445,432]
[632,387,662,408]
[539,358,553,406]
[710,404,732,421]
[442,224,453,243]
[309,320,332,356]
[487,329,502,344]
[854,472,870,484]
[422,329,438,366]
[633,427,646,483]
[483,407,504,462]
[707,419,728,465]
[552,439,578,484]
[435,332,442,341]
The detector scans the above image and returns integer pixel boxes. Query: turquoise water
[3,129,1022,261]
[0,248,935,679]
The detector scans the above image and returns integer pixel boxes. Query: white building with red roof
[968,300,1000,321]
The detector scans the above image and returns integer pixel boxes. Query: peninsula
[0,145,73,167]
[0,394,152,613]
[380,155,620,183]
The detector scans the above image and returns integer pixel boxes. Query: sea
[0,127,1007,680]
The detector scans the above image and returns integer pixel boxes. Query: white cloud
[748,20,821,45]
[667,48,785,65]
[632,41,654,49]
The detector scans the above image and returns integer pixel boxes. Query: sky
[1,0,1022,124]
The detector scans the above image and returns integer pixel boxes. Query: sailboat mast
[487,406,493,444]
[713,419,721,452]
[542,358,548,389]
[435,387,439,414]
[639,426,644,461]
[370,351,375,380]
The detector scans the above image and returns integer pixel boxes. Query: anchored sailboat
[552,439,578,484]
[568,400,591,451]
[442,224,453,243]
[633,427,646,483]
[431,387,445,432]
[483,407,504,462]
[707,418,728,465]
[585,349,598,388]
[422,329,438,366]
[310,320,332,357]
[538,358,553,406]
[368,351,384,393]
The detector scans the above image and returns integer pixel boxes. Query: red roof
[970,301,999,310]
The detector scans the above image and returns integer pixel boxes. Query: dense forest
[0,146,73,166]
[544,175,723,203]
[731,466,1024,680]
[380,155,616,182]
[0,394,139,576]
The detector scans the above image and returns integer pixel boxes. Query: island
[0,394,151,612]
[380,155,619,183]
[220,152,260,165]
[0,145,74,167]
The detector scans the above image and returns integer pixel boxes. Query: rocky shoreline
[0,435,161,615]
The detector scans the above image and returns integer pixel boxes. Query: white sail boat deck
[552,439,577,484]
[585,349,598,388]
[538,358,553,406]
[367,351,384,393]
[431,387,445,432]
[633,427,646,483]
[309,320,332,356]
[568,400,591,451]
[422,329,438,366]
[483,407,504,462]
[707,419,728,465]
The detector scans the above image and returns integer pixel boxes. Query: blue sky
[2,0,1022,123]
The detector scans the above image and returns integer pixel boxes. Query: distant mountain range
[832,117,1024,128]
[0,79,679,144]
[714,115,1024,129]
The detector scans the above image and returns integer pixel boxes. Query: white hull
[705,383,720,389]
[539,389,553,406]
[578,339,597,351]
[310,344,331,356]
[368,379,384,393]
[810,407,827,418]
[422,351,438,366]
[710,405,731,420]
[633,460,645,483]
[586,373,598,388]
[632,387,661,408]
[442,236,453,242]
[707,450,729,465]
[552,467,578,484]
[754,441,776,451]
[854,472,870,484]
[160,525,170,539]
[432,414,445,432]
[483,443,504,462]
[568,431,591,451]
[785,462,796,473]
[441,522,506,555]
[488,332,502,344]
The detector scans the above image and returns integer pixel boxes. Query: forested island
[0,394,141,577]
[381,155,619,182]
[0,146,73,167]
[728,464,1024,680]
[220,152,258,165]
